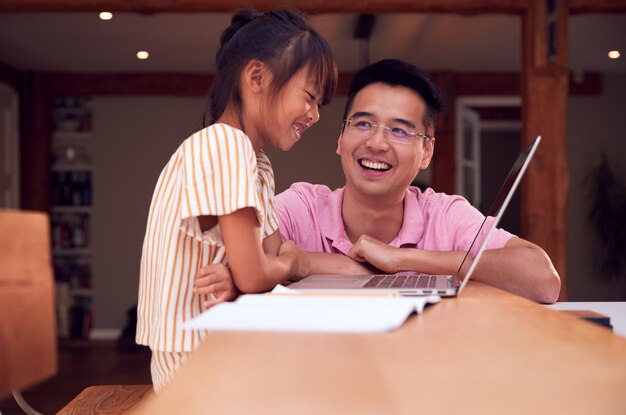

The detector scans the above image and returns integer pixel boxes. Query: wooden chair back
[0,209,57,398]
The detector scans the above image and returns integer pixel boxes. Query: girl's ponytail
[216,10,261,62]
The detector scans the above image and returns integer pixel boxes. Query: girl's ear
[242,60,271,93]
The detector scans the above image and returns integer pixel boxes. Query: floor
[0,340,152,415]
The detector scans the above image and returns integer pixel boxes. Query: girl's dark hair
[205,10,337,128]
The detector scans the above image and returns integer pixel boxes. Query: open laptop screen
[454,136,541,292]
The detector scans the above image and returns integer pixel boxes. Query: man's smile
[358,158,392,172]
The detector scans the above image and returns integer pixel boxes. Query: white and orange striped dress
[137,123,279,391]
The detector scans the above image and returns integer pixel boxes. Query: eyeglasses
[343,117,433,144]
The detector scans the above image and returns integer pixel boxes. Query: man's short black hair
[343,59,443,134]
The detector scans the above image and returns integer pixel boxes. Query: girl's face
[258,66,322,151]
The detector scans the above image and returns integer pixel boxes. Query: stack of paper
[183,287,440,333]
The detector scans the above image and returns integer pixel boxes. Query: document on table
[182,286,440,333]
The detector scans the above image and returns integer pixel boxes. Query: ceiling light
[99,12,113,21]
[136,51,150,60]
[608,50,620,59]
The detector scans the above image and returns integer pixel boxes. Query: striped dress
[136,123,279,389]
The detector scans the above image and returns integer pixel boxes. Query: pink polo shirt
[275,182,514,258]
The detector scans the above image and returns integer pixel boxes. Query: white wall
[92,95,347,331]
[567,73,626,300]
[93,96,205,330]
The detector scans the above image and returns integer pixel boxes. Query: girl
[136,10,337,391]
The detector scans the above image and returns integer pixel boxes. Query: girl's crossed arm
[218,207,302,293]
[194,209,309,307]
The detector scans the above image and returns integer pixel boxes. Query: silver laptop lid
[455,136,541,295]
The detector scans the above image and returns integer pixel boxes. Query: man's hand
[347,235,405,273]
[194,263,239,308]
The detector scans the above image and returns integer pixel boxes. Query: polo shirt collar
[318,187,425,255]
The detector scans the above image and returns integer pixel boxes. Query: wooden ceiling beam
[1,1,620,17]
[0,0,527,14]
[569,0,626,13]
[41,70,601,97]
[44,72,214,96]
[2,0,623,14]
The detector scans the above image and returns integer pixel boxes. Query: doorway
[456,96,521,234]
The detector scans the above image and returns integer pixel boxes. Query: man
[195,59,560,304]
[274,59,560,303]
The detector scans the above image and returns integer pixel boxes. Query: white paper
[270,284,298,294]
[182,290,440,333]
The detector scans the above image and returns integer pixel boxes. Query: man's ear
[242,60,271,93]
[420,137,436,169]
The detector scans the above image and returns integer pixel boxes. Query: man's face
[337,82,434,201]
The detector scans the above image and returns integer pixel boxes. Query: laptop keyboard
[363,274,437,289]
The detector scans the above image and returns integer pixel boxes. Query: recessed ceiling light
[137,51,150,60]
[608,50,621,59]
[99,12,113,21]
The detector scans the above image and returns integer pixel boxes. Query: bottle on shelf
[50,95,94,339]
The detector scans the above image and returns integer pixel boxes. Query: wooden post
[521,0,569,299]
[431,71,456,195]
[19,72,51,212]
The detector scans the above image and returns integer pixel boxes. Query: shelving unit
[50,96,94,339]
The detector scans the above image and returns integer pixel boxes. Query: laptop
[288,136,542,297]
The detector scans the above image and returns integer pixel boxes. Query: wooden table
[57,385,152,414]
[133,282,626,414]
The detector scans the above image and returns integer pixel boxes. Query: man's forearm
[468,240,560,303]
[397,238,560,303]
[374,237,560,303]
[307,252,374,275]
